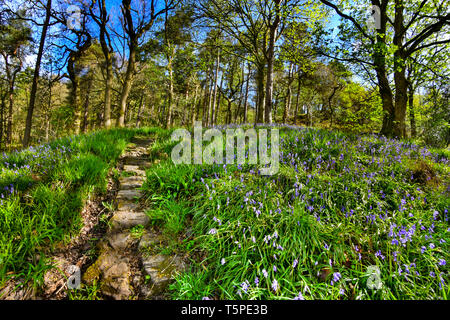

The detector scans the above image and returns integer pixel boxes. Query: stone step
[110,211,150,231]
[119,176,144,190]
[117,189,142,201]
[117,200,139,212]
[141,254,186,296]
[103,232,138,251]
[123,165,146,176]
[138,230,163,251]
[124,159,152,169]
[83,250,132,300]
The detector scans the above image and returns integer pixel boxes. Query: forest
[0,0,449,302]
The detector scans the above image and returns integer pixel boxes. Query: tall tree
[319,0,450,138]
[117,0,176,127]
[0,9,31,145]
[90,0,114,128]
[23,0,52,147]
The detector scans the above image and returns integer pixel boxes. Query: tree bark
[165,47,175,129]
[256,65,265,124]
[91,0,113,128]
[392,0,408,138]
[243,63,250,123]
[408,83,416,137]
[23,0,52,147]
[264,0,281,124]
[6,67,19,145]
[206,66,214,126]
[81,76,93,133]
[190,84,199,127]
[118,45,136,127]
[283,63,294,124]
[371,1,395,137]
[211,48,220,126]
[136,95,144,128]
[215,68,224,125]
[68,55,80,134]
[293,71,302,125]
[0,92,5,150]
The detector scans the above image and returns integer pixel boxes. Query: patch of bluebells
[1,140,75,199]
[192,126,449,298]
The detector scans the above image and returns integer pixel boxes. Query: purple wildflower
[271,279,279,292]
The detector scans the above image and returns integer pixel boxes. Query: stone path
[82,136,185,300]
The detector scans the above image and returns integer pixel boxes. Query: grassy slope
[142,127,449,300]
[0,128,151,287]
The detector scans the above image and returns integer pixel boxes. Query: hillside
[0,126,448,300]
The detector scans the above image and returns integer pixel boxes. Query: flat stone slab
[117,200,139,212]
[123,165,139,171]
[138,230,163,251]
[141,254,186,296]
[123,157,152,168]
[83,251,132,300]
[105,232,138,251]
[123,165,146,176]
[110,211,150,231]
[119,176,144,190]
[117,189,142,201]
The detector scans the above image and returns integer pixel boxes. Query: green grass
[142,126,449,300]
[0,128,141,290]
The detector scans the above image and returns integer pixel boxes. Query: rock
[123,158,152,169]
[117,200,139,212]
[101,261,132,300]
[83,251,132,300]
[138,230,163,251]
[105,232,138,251]
[117,189,142,201]
[110,211,150,231]
[141,254,186,296]
[119,176,144,190]
[123,165,146,176]
[123,165,139,171]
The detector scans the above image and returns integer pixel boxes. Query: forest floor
[0,125,449,300]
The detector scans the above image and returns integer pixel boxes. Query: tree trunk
[165,51,174,129]
[264,0,281,124]
[206,66,214,126]
[215,69,224,125]
[6,74,16,145]
[235,71,244,123]
[243,62,250,123]
[191,85,199,127]
[226,99,232,124]
[81,76,93,133]
[371,1,395,138]
[118,45,136,127]
[93,0,113,129]
[392,0,407,138]
[67,54,81,135]
[23,0,52,147]
[136,95,144,128]
[408,83,416,138]
[0,93,5,150]
[104,58,113,128]
[45,65,52,142]
[202,82,209,126]
[256,65,265,124]
[293,71,302,125]
[283,63,294,124]
[211,49,220,126]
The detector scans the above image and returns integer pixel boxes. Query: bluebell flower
[271,279,278,292]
